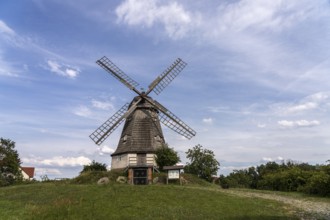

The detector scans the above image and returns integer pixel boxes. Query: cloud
[22,156,92,167]
[202,117,213,125]
[92,100,114,111]
[261,156,284,163]
[115,0,324,41]
[215,0,319,32]
[257,123,266,128]
[278,120,320,128]
[0,20,15,35]
[47,60,80,79]
[207,106,230,113]
[116,0,198,39]
[286,102,318,113]
[273,92,330,115]
[0,20,21,77]
[0,54,20,77]
[35,168,62,176]
[97,145,115,155]
[114,1,330,93]
[306,92,329,103]
[73,105,92,117]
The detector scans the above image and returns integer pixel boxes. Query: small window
[122,135,128,143]
[154,135,161,142]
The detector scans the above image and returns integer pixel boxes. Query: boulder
[116,176,127,184]
[153,177,159,184]
[180,176,188,184]
[97,177,110,185]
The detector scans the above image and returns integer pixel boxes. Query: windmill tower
[89,56,196,184]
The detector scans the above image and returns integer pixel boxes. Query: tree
[184,144,220,181]
[80,160,107,174]
[0,138,22,186]
[155,144,180,171]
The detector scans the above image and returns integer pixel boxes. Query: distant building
[20,167,35,180]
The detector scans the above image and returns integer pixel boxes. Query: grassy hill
[0,173,329,219]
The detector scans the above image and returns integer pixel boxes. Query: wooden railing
[128,156,155,166]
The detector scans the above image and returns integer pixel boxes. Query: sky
[1,0,330,179]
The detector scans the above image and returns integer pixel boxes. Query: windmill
[89,56,196,184]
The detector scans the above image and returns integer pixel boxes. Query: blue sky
[1,0,330,179]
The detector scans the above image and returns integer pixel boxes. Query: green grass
[0,182,300,220]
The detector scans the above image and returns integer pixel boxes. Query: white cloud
[35,168,62,176]
[261,157,272,162]
[22,156,92,167]
[116,0,198,39]
[47,60,80,79]
[261,156,284,163]
[115,1,330,93]
[115,0,324,40]
[97,145,115,155]
[257,123,266,128]
[0,55,19,77]
[73,105,92,117]
[306,92,329,103]
[0,20,15,35]
[273,92,330,115]
[92,100,114,111]
[207,106,230,113]
[286,102,318,113]
[216,0,318,32]
[115,0,318,39]
[202,117,213,125]
[278,119,320,128]
[221,166,250,173]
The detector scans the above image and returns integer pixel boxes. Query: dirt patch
[222,189,330,220]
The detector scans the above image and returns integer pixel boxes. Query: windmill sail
[146,58,187,95]
[89,103,129,145]
[96,56,140,91]
[145,98,196,139]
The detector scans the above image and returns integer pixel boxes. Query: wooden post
[128,168,133,185]
[166,171,169,185]
[147,167,152,184]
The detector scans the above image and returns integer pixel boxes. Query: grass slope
[0,182,299,220]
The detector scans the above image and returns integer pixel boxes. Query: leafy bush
[299,170,330,196]
[155,144,180,171]
[0,138,22,186]
[220,160,330,197]
[80,160,107,174]
[184,145,220,182]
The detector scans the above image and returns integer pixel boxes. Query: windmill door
[133,168,147,185]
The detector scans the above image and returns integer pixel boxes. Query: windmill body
[90,56,196,184]
[111,96,165,169]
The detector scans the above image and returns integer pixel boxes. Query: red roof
[21,167,35,178]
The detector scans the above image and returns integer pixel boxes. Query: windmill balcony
[128,155,155,167]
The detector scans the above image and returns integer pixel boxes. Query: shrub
[155,144,180,171]
[72,170,125,184]
[300,171,330,196]
[80,160,107,174]
[184,145,220,182]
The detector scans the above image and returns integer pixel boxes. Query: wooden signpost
[163,165,184,185]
